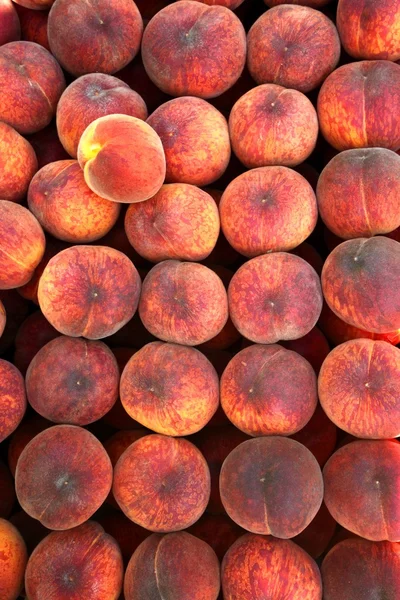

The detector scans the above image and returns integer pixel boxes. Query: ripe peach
[26,336,119,425]
[220,437,323,537]
[57,73,148,158]
[317,148,400,238]
[26,123,69,169]
[15,5,49,50]
[28,160,120,243]
[318,61,400,151]
[120,342,219,436]
[247,5,340,93]
[324,440,400,541]
[337,0,400,61]
[322,538,400,600]
[0,40,65,134]
[48,0,142,76]
[229,252,323,344]
[139,260,228,346]
[13,0,53,8]
[124,532,220,600]
[15,425,113,530]
[221,344,317,436]
[222,534,322,600]
[125,184,220,262]
[281,327,330,374]
[142,1,246,98]
[0,518,27,600]
[187,513,245,560]
[322,237,400,333]
[113,434,210,532]
[0,0,20,46]
[0,460,15,518]
[7,417,50,476]
[293,502,337,559]
[290,404,337,467]
[229,84,319,167]
[220,166,317,257]
[0,121,37,202]
[0,359,26,443]
[25,521,123,600]
[78,114,166,204]
[147,97,230,186]
[38,245,141,339]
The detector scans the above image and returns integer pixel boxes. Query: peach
[194,0,244,7]
[25,521,123,600]
[0,300,5,338]
[14,312,59,375]
[0,359,26,443]
[337,0,400,61]
[322,237,400,333]
[324,440,400,541]
[8,417,50,476]
[28,160,120,243]
[15,5,49,50]
[229,84,319,168]
[15,425,113,530]
[78,114,166,204]
[281,327,330,374]
[290,404,337,467]
[38,245,141,339]
[26,123,69,169]
[188,513,245,560]
[48,0,142,76]
[125,184,220,262]
[26,336,119,425]
[220,166,317,257]
[57,73,148,158]
[203,188,240,266]
[318,61,400,151]
[293,502,336,559]
[229,252,323,344]
[319,339,400,439]
[147,97,230,186]
[222,534,322,600]
[139,260,228,346]
[120,342,219,436]
[142,1,246,98]
[221,344,317,437]
[0,0,20,46]
[0,460,15,518]
[317,148,400,238]
[99,212,147,267]
[247,6,340,93]
[0,41,65,134]
[113,434,210,531]
[0,121,37,202]
[220,437,323,537]
[13,0,54,8]
[322,538,400,600]
[124,532,220,600]
[0,519,27,600]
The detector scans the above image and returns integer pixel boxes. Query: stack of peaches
[1,0,400,598]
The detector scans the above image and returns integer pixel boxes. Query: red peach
[293,502,337,559]
[0,519,27,600]
[7,417,50,477]
[193,0,244,7]
[0,121,37,202]
[15,5,49,50]
[0,0,21,46]
[0,359,26,443]
[13,0,54,8]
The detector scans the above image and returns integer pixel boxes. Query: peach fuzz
[26,336,119,425]
[222,534,322,600]
[124,532,220,600]
[247,5,340,93]
[0,519,27,600]
[0,359,26,443]
[0,121,37,203]
[0,300,5,338]
[48,0,142,76]
[78,114,166,204]
[0,41,65,134]
[228,252,323,344]
[139,260,228,346]
[322,237,400,333]
[28,160,120,243]
[0,460,15,518]
[38,245,141,339]
[281,327,330,374]
[57,73,148,158]
[14,5,50,51]
[317,148,400,238]
[15,425,113,530]
[187,513,245,560]
[293,503,336,559]
[220,166,317,257]
[319,339,400,439]
[125,184,220,262]
[290,404,337,468]
[337,0,400,61]
[120,342,219,436]
[324,440,400,541]
[322,538,400,600]
[318,61,400,151]
[25,521,123,600]
[147,97,230,186]
[7,417,50,476]
[142,1,246,99]
[221,344,317,437]
[0,1,20,46]
[113,434,210,532]
[229,84,318,168]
